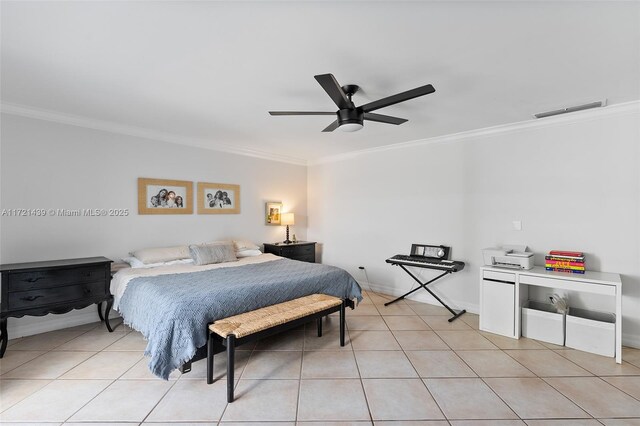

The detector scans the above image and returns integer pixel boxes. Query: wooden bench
[207,294,347,402]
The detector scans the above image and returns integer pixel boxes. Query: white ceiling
[2,1,639,163]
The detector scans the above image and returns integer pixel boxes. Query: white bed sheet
[110,253,280,310]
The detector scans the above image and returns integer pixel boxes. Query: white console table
[479,265,622,363]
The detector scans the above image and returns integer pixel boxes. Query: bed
[111,253,362,379]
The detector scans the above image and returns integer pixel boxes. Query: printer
[482,245,534,270]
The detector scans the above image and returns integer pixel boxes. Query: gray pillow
[189,242,237,265]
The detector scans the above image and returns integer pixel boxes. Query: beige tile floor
[2,290,640,425]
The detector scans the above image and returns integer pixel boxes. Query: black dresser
[0,256,113,357]
[263,242,316,263]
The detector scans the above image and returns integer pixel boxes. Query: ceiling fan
[269,73,435,132]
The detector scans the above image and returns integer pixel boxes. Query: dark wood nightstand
[263,242,316,263]
[0,256,113,357]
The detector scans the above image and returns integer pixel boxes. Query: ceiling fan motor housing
[337,108,364,126]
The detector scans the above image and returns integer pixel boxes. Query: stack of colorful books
[545,250,585,274]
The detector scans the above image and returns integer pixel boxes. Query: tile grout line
[60,377,117,423]
[500,347,591,377]
[490,347,544,378]
[386,303,583,422]
[137,373,180,424]
[294,322,306,423]
[486,345,598,421]
[378,301,448,422]
[0,349,51,377]
[0,322,126,416]
[597,375,640,404]
[541,374,640,419]
[216,338,257,422]
[553,346,640,378]
[5,295,640,424]
[0,377,53,414]
[349,313,375,425]
[456,357,524,421]
[61,326,166,424]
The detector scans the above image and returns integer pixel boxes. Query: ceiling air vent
[533,100,607,119]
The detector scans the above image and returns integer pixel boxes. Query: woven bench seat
[207,293,347,402]
[209,294,342,339]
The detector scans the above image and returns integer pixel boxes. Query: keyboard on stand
[384,244,467,322]
[386,254,465,272]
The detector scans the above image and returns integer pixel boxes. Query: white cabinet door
[480,279,515,337]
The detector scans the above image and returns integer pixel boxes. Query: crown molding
[309,100,640,166]
[0,102,308,166]
[4,100,638,168]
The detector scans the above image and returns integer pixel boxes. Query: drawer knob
[26,277,44,283]
[20,295,43,302]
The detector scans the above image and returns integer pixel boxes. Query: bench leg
[317,317,323,337]
[207,333,214,384]
[340,300,346,347]
[227,335,235,403]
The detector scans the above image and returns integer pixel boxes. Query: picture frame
[198,182,240,214]
[138,178,193,215]
[265,201,282,225]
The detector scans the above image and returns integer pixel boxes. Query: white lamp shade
[281,213,295,226]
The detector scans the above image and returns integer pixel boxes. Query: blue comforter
[118,258,362,379]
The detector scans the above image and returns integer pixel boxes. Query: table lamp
[281,213,295,244]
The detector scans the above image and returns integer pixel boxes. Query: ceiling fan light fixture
[339,122,364,132]
[337,108,364,132]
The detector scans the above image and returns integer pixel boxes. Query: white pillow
[129,245,190,264]
[233,240,260,252]
[122,256,194,269]
[236,249,262,258]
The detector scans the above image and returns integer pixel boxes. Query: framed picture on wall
[265,201,282,225]
[138,178,193,214]
[198,182,240,214]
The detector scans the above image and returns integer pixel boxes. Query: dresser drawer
[263,242,317,263]
[8,281,107,310]
[279,244,314,257]
[278,246,297,256]
[296,245,315,256]
[8,266,107,292]
[291,254,315,263]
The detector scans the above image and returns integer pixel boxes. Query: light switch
[512,220,522,231]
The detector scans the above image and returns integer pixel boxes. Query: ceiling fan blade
[322,120,340,132]
[364,112,408,125]
[360,84,435,113]
[269,111,336,116]
[314,74,354,110]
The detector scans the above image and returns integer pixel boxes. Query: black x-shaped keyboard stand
[384,260,466,322]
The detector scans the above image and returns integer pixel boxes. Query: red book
[549,250,584,257]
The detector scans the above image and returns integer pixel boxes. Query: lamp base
[283,225,291,244]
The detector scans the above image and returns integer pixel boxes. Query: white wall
[308,105,640,346]
[0,114,307,337]
[3,106,640,346]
